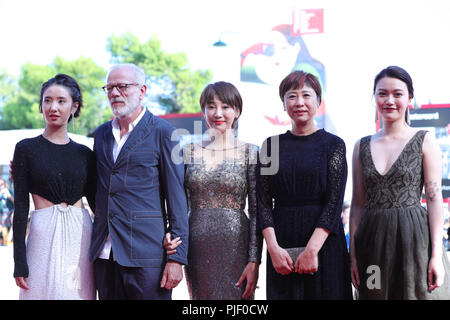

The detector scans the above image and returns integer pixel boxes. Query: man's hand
[160,260,183,290]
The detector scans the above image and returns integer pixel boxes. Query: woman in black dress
[257,70,352,299]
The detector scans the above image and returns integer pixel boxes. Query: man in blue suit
[89,63,189,299]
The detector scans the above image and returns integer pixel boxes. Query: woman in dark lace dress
[350,66,450,299]
[178,81,263,299]
[257,71,352,299]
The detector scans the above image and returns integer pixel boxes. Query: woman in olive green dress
[350,66,450,299]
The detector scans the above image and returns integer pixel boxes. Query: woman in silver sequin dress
[177,81,263,299]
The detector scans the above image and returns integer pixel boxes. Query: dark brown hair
[373,66,413,124]
[373,66,414,99]
[200,81,242,128]
[279,70,322,104]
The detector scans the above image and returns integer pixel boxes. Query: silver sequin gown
[183,142,263,300]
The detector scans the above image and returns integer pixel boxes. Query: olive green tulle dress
[355,130,450,299]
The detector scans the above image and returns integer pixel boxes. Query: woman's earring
[405,107,410,125]
[72,113,75,132]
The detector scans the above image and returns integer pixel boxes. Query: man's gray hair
[108,63,146,85]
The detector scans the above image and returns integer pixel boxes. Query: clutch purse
[284,246,306,262]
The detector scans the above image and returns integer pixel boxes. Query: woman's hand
[236,262,260,299]
[295,248,318,275]
[163,233,181,256]
[268,245,294,275]
[428,256,445,292]
[262,227,294,275]
[15,277,29,290]
[295,227,329,275]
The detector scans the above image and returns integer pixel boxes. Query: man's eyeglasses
[102,83,139,94]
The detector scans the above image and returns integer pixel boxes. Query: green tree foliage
[1,64,54,130]
[52,56,112,134]
[107,33,212,113]
[0,57,111,135]
[0,33,211,134]
[0,70,17,117]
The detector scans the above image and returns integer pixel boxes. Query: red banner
[292,9,324,36]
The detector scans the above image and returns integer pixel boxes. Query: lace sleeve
[316,137,348,235]
[246,144,263,263]
[12,141,30,277]
[257,138,275,231]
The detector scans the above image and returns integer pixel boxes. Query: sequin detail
[183,142,262,300]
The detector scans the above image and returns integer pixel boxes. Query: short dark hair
[373,66,414,99]
[39,73,83,122]
[200,81,243,129]
[279,70,322,104]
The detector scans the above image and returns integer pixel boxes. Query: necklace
[197,141,245,161]
[198,139,244,151]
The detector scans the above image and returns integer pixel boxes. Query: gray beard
[111,99,140,119]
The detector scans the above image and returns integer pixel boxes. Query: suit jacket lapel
[115,109,153,166]
[102,121,115,166]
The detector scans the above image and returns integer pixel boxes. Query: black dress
[258,129,352,299]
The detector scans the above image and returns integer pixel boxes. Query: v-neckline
[368,130,421,177]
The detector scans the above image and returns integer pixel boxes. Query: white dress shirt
[98,107,146,260]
